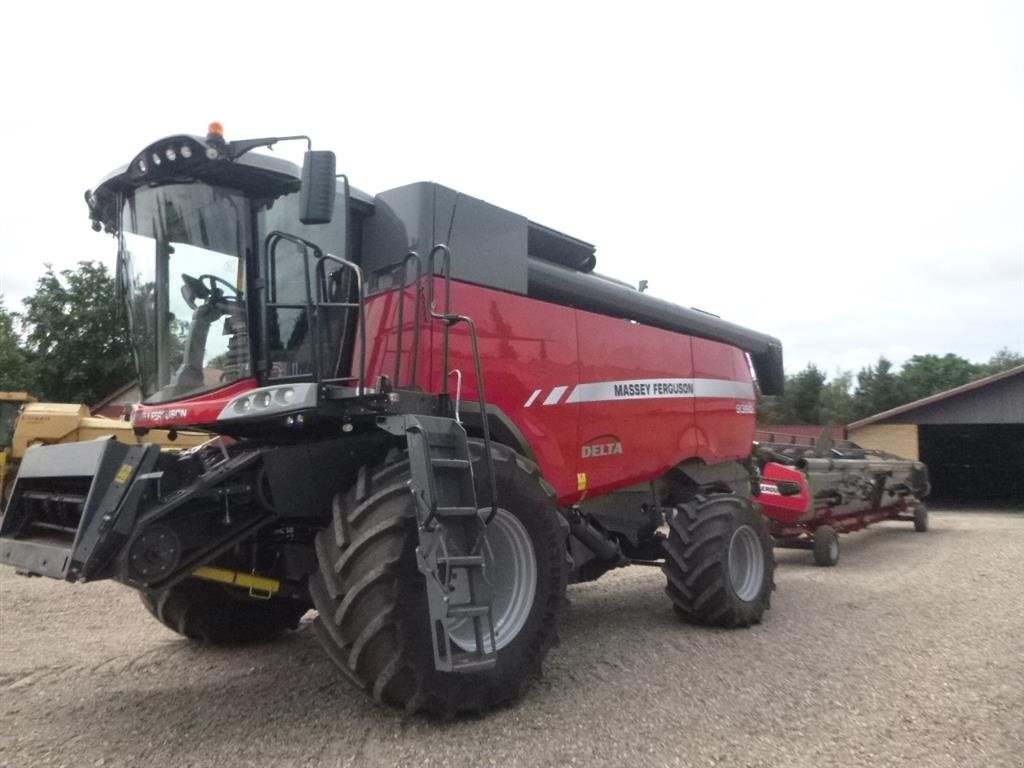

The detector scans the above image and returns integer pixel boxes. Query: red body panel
[362,279,758,504]
[692,339,757,463]
[361,284,435,393]
[134,379,259,429]
[362,280,583,500]
[755,462,812,525]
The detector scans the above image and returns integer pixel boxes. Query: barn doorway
[918,424,1024,501]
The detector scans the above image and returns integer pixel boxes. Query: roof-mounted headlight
[126,136,210,181]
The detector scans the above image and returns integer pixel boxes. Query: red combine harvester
[0,125,786,715]
[754,432,930,566]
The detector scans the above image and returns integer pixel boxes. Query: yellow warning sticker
[114,464,133,485]
[577,472,587,492]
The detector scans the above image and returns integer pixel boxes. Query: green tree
[761,347,1023,428]
[979,347,1024,377]
[21,262,134,404]
[0,297,30,391]
[852,356,908,420]
[818,369,856,426]
[898,353,979,402]
[787,364,827,424]
[758,364,849,426]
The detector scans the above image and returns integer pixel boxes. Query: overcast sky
[1,1,1021,378]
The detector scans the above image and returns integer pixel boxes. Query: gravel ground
[1,509,1022,768]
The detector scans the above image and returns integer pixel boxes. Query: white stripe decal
[524,389,542,408]
[694,378,757,399]
[564,378,755,404]
[543,385,569,405]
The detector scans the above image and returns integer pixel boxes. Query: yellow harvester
[0,392,208,501]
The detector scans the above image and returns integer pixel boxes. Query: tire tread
[140,579,306,645]
[662,494,775,628]
[311,443,566,716]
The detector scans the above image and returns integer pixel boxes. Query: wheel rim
[727,525,765,602]
[448,507,537,654]
[829,536,839,560]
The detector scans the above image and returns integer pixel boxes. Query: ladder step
[431,458,471,470]
[402,413,495,675]
[447,604,490,619]
[434,506,479,518]
[438,555,485,568]
[425,434,461,449]
[449,656,496,674]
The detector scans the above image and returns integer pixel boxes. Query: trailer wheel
[812,525,840,567]
[662,494,774,628]
[140,579,308,644]
[308,444,567,716]
[913,504,929,533]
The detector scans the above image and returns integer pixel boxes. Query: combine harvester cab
[755,433,931,567]
[0,124,791,716]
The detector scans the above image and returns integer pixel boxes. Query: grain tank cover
[362,182,596,296]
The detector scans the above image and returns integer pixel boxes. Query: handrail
[425,244,498,524]
[316,252,367,394]
[263,231,321,381]
[263,231,367,393]
[395,252,423,388]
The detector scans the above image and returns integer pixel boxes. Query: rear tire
[140,579,308,644]
[662,494,775,628]
[812,525,840,567]
[913,504,929,532]
[308,444,567,716]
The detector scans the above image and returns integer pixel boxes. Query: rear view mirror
[299,150,337,224]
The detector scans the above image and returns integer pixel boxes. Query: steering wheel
[180,273,240,310]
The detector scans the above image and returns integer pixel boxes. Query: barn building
[847,364,1024,501]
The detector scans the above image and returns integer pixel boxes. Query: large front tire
[308,444,567,716]
[140,579,308,644]
[662,495,775,628]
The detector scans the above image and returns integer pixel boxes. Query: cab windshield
[120,184,251,404]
